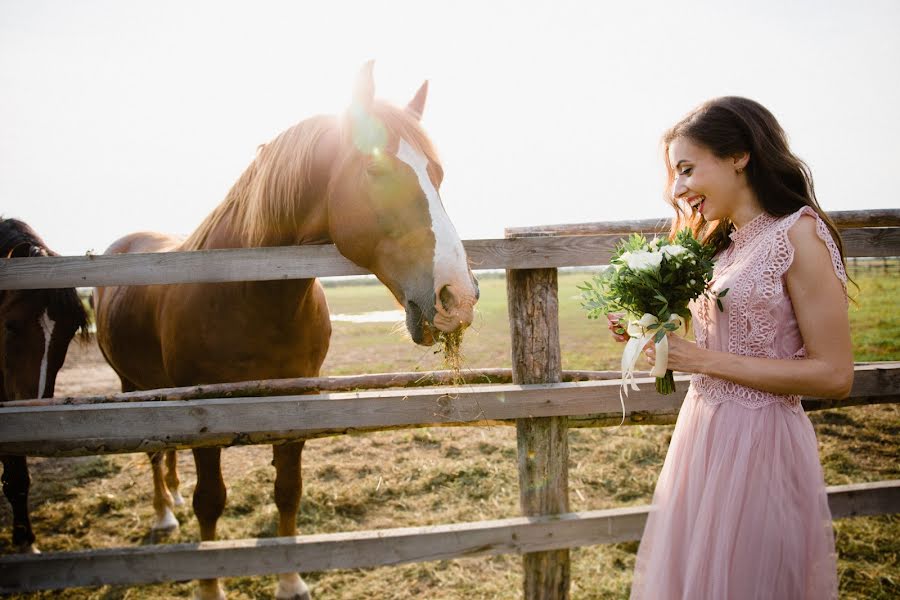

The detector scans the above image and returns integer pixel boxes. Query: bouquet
[579,228,726,395]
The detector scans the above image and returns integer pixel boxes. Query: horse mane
[182,100,440,250]
[182,115,337,250]
[0,217,91,338]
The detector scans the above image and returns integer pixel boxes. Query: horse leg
[272,441,310,600]
[0,455,38,553]
[148,451,179,534]
[165,450,185,507]
[192,447,227,600]
[115,375,179,533]
[114,376,179,534]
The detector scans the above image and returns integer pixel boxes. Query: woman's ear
[733,152,750,172]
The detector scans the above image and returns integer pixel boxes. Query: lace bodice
[689,206,848,410]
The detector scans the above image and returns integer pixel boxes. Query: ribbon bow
[616,313,684,424]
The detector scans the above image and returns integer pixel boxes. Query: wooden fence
[1,209,899,597]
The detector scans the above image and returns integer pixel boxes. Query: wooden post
[506,266,570,599]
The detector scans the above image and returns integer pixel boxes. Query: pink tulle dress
[630,207,846,600]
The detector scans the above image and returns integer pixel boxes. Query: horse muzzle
[405,280,478,346]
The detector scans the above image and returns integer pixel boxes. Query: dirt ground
[55,337,120,397]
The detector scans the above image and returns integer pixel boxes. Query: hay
[436,330,465,386]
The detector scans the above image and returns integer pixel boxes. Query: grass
[1,265,897,599]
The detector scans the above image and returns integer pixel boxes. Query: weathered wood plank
[507,267,569,599]
[2,226,896,290]
[827,480,900,519]
[842,227,900,257]
[1,480,895,593]
[0,369,634,408]
[0,236,621,288]
[504,209,900,236]
[0,364,896,457]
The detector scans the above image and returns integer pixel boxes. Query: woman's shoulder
[779,206,849,291]
[784,209,819,247]
[769,206,831,257]
[776,205,818,232]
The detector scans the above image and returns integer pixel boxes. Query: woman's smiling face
[668,137,746,223]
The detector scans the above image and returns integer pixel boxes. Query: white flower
[622,250,663,272]
[660,244,687,258]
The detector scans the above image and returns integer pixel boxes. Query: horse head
[324,62,479,345]
[0,222,89,402]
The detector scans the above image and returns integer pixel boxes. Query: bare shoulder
[784,213,842,292]
[786,213,831,267]
[786,212,819,246]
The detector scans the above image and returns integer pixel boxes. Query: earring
[736,167,744,174]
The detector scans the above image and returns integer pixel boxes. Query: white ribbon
[616,313,684,425]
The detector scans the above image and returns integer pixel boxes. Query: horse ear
[406,80,428,121]
[352,60,375,109]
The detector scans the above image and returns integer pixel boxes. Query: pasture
[1,267,897,599]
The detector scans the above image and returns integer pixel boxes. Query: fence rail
[2,211,899,290]
[1,363,897,457]
[503,208,900,236]
[2,479,897,594]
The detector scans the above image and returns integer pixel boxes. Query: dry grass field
[1,266,898,599]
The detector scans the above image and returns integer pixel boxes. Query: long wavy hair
[662,96,846,267]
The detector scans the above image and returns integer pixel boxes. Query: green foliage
[578,228,723,325]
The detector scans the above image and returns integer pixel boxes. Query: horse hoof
[275,574,311,600]
[149,519,179,544]
[16,544,40,554]
[152,507,180,533]
[172,491,186,507]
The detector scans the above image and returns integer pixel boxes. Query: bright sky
[1,0,898,256]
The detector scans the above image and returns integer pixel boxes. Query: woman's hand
[643,333,704,373]
[607,312,629,343]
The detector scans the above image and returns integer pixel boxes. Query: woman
[619,97,852,599]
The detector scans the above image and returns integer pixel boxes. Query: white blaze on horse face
[37,310,56,399]
[394,139,471,314]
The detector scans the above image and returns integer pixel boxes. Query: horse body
[94,63,478,599]
[0,218,89,553]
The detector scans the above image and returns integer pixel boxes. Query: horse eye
[4,320,22,337]
[367,164,390,178]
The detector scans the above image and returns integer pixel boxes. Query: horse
[0,218,90,554]
[93,62,479,600]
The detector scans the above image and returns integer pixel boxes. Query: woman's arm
[656,214,854,399]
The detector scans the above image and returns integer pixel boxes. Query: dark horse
[0,218,90,553]
[94,63,479,599]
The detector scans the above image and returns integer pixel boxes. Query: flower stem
[655,370,676,395]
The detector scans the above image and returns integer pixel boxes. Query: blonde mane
[182,102,439,251]
[182,115,336,250]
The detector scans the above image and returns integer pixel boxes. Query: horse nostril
[438,285,455,312]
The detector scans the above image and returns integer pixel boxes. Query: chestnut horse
[0,218,90,553]
[94,63,479,600]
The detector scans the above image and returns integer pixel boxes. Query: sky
[1,0,898,257]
